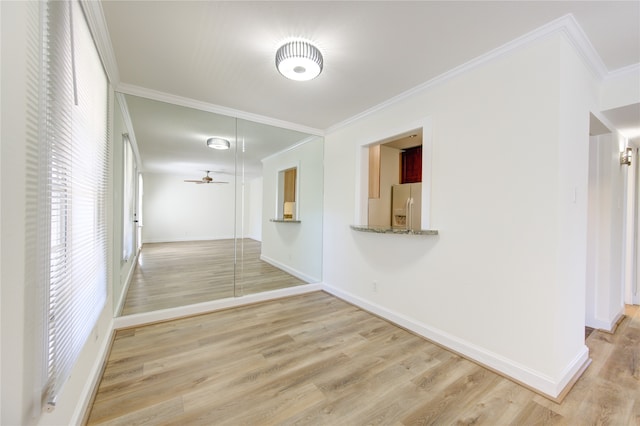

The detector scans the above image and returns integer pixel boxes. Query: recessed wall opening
[354,117,433,231]
[368,130,423,230]
[585,111,632,336]
[277,166,299,220]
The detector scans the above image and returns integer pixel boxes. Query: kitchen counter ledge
[350,225,438,235]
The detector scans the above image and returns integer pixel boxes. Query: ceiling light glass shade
[276,41,323,81]
[206,137,230,150]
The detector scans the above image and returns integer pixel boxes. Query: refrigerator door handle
[405,198,411,230]
[411,197,415,230]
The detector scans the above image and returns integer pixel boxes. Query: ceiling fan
[184,171,229,184]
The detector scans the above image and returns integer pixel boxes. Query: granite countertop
[350,225,438,235]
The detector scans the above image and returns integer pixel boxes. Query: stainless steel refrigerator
[391,183,422,231]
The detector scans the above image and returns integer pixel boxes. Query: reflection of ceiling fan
[184,171,229,184]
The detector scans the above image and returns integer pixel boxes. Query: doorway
[624,144,639,305]
[586,113,635,333]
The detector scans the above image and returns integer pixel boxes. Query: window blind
[40,0,108,410]
[123,133,135,261]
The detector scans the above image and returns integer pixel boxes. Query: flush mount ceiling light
[206,137,230,150]
[275,40,323,81]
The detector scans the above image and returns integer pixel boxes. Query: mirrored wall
[114,94,323,316]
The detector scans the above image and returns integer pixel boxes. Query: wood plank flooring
[87,293,640,425]
[121,239,306,315]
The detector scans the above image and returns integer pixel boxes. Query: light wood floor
[87,292,640,425]
[121,239,306,316]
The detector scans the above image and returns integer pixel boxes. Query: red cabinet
[401,146,422,183]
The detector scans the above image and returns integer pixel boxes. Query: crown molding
[260,135,319,163]
[605,62,640,81]
[116,83,324,137]
[326,14,611,135]
[558,14,608,79]
[80,0,120,86]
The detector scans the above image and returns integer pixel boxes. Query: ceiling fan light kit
[206,137,230,150]
[276,40,323,81]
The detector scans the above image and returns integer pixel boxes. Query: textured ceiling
[101,1,640,174]
[103,1,639,130]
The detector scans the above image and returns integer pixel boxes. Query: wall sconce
[620,147,632,166]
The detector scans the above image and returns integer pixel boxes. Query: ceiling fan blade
[184,179,203,183]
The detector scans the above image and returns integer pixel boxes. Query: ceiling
[124,94,312,177]
[100,1,640,173]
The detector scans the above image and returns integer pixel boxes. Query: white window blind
[123,134,135,261]
[40,0,108,410]
[137,173,144,251]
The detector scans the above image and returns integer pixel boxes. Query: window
[36,0,109,410]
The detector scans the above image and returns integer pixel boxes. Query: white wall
[322,34,596,398]
[553,36,599,382]
[1,4,32,421]
[142,172,237,243]
[586,133,627,329]
[1,3,114,424]
[262,137,324,283]
[600,65,640,112]
[244,177,263,241]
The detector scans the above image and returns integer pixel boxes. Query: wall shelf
[270,219,301,223]
[350,225,438,235]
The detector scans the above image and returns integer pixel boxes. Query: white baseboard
[322,283,589,400]
[260,254,319,283]
[115,251,139,316]
[142,235,236,244]
[113,283,323,330]
[71,318,115,425]
[553,345,590,398]
[585,309,624,332]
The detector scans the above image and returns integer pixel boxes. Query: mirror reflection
[114,94,323,316]
[278,167,298,221]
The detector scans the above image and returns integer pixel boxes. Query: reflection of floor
[121,239,306,316]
